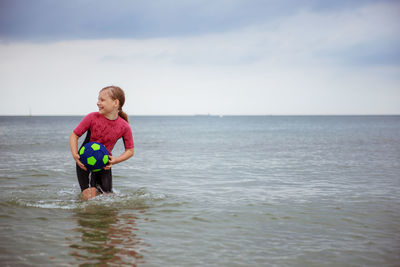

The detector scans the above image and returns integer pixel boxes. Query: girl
[69,86,134,194]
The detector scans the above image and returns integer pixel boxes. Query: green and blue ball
[79,142,109,172]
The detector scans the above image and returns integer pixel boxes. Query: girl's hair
[100,85,129,122]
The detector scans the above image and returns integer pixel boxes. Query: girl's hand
[103,149,133,170]
[73,153,87,171]
[104,155,113,170]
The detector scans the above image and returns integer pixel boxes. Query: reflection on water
[69,203,148,266]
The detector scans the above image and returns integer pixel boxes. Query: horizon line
[1,114,400,117]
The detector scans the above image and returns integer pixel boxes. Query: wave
[4,186,166,211]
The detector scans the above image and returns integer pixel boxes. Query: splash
[6,186,166,211]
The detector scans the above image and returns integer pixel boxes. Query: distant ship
[194,114,223,118]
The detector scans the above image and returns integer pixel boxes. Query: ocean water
[0,115,399,266]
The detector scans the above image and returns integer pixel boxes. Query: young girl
[69,86,134,194]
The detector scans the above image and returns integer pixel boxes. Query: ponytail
[118,109,129,122]
[101,85,129,122]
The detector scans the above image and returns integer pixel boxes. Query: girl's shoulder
[117,116,131,126]
[116,116,132,131]
[90,111,100,116]
[81,112,105,125]
[86,112,103,120]
[79,112,99,124]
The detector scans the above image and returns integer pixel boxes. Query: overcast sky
[0,0,399,115]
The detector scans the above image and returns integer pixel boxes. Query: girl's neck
[103,110,119,120]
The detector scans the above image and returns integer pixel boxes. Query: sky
[0,0,399,115]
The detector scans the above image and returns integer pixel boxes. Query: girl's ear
[114,99,120,108]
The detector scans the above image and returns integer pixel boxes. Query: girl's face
[97,90,119,116]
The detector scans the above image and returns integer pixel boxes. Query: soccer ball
[79,142,109,172]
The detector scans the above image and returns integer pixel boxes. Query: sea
[0,115,399,266]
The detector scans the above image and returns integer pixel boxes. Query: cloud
[0,0,282,41]
[0,0,399,115]
[1,0,393,42]
[92,1,400,69]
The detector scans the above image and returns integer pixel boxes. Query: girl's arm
[104,148,134,170]
[69,132,87,171]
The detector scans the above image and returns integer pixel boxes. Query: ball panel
[103,155,109,165]
[87,156,97,166]
[91,143,101,151]
[79,147,85,155]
